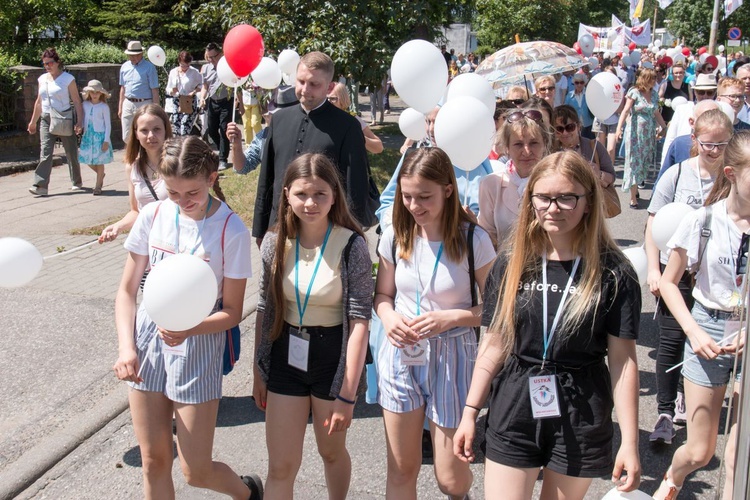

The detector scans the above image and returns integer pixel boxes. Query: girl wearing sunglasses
[478,108,553,247]
[456,151,642,499]
[652,130,748,500]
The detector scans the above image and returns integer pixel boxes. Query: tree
[0,0,96,48]
[665,0,750,48]
[179,0,474,88]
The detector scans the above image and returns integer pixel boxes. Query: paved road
[0,105,734,499]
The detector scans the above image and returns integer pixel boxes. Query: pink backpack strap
[221,211,234,265]
[149,201,164,231]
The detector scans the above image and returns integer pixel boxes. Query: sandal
[653,467,681,500]
[241,473,264,499]
[629,202,638,209]
[93,188,102,196]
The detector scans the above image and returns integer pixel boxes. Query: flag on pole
[725,0,743,16]
[630,0,646,20]
[659,0,675,8]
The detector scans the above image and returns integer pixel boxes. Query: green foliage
[180,0,473,88]
[0,49,24,127]
[0,0,97,48]
[666,0,750,48]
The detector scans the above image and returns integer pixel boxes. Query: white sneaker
[649,413,676,444]
[673,391,687,426]
[70,185,84,192]
[29,186,48,196]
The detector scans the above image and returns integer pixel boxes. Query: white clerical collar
[301,99,327,114]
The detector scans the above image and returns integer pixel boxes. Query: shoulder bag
[590,139,621,218]
[46,78,74,137]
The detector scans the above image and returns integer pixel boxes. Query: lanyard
[415,243,443,315]
[541,253,581,366]
[294,223,333,326]
[174,196,212,255]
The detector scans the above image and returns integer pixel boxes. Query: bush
[0,50,24,130]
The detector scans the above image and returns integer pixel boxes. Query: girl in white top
[374,147,495,499]
[113,136,262,499]
[99,104,173,243]
[78,80,113,195]
[653,131,750,500]
[478,109,553,247]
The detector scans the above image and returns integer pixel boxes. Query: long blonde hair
[486,151,629,357]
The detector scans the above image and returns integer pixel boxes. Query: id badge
[288,327,310,372]
[162,339,187,357]
[528,373,561,419]
[723,312,745,347]
[401,339,428,366]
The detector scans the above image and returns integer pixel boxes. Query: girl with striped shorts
[374,147,495,499]
[113,136,262,499]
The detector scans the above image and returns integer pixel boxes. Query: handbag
[178,94,194,114]
[45,79,74,136]
[590,139,621,218]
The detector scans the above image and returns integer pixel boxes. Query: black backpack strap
[467,223,480,342]
[672,161,683,203]
[696,205,713,272]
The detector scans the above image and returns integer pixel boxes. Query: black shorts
[482,355,614,478]
[267,323,343,400]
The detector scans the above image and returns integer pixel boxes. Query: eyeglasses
[737,232,749,275]
[720,93,744,101]
[537,86,555,93]
[554,123,577,134]
[505,110,544,124]
[42,60,55,66]
[573,81,585,85]
[705,66,715,72]
[695,89,715,97]
[509,98,526,105]
[531,194,587,211]
[696,138,730,151]
[327,96,338,102]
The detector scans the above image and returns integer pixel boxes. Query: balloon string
[43,240,99,260]
[232,84,237,125]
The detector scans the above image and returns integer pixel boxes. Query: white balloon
[586,71,625,121]
[398,108,427,141]
[718,56,727,71]
[601,487,654,500]
[666,48,678,58]
[654,39,662,48]
[588,56,599,70]
[621,46,630,55]
[281,72,294,86]
[608,29,618,40]
[143,254,218,332]
[391,40,449,114]
[621,55,632,67]
[216,56,249,87]
[434,96,494,171]
[652,202,695,253]
[622,247,648,287]
[673,53,686,65]
[719,44,726,52]
[579,34,595,57]
[147,46,166,67]
[251,57,282,89]
[700,53,708,64]
[717,100,736,122]
[658,49,667,57]
[446,73,496,113]
[670,96,688,109]
[278,49,300,75]
[648,43,654,50]
[631,49,642,62]
[0,237,43,288]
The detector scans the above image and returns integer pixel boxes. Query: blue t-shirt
[120,59,159,99]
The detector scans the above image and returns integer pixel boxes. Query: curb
[0,156,64,178]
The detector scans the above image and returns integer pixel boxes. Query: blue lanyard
[294,223,333,326]
[174,196,212,255]
[541,253,581,366]
[416,243,443,315]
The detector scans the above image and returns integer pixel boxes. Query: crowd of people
[21,38,750,500]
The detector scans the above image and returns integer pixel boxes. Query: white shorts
[128,303,225,404]
[376,329,477,428]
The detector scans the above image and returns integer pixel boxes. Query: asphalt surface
[0,99,734,499]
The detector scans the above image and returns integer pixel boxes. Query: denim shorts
[682,303,743,388]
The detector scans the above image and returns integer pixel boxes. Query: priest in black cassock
[251,51,376,243]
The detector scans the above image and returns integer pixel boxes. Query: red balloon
[682,47,691,57]
[223,24,264,77]
[697,46,708,56]
[573,42,582,54]
[705,55,719,68]
[628,42,637,51]
[617,52,623,59]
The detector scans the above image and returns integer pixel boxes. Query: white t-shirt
[130,163,168,210]
[378,224,495,337]
[649,159,715,264]
[124,199,252,298]
[38,72,75,114]
[668,199,743,311]
[167,66,202,97]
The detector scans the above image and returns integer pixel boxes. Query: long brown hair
[392,148,473,262]
[124,104,173,179]
[486,151,629,360]
[159,136,226,202]
[268,153,365,341]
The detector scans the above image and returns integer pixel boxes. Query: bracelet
[465,403,482,412]
[336,394,356,405]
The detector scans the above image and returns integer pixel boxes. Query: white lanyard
[541,253,581,367]
[174,197,212,255]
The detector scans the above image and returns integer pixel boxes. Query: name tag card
[528,373,561,419]
[288,327,311,372]
[401,339,429,366]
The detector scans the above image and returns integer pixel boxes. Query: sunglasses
[695,89,715,97]
[42,60,55,66]
[537,86,555,92]
[509,98,526,105]
[505,110,544,124]
[737,232,749,275]
[573,81,585,85]
[705,66,715,72]
[554,123,577,134]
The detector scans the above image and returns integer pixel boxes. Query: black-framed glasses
[505,110,544,124]
[509,98,526,105]
[537,86,555,92]
[696,138,729,152]
[555,123,577,134]
[720,93,744,101]
[695,89,715,97]
[573,81,585,85]
[737,232,749,275]
[531,193,587,211]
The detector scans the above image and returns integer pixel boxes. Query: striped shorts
[127,303,225,404]
[376,328,477,429]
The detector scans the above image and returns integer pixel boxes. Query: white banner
[578,23,625,52]
[726,0,743,17]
